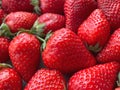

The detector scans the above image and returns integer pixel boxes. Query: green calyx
[0,63,12,70]
[117,72,120,87]
[85,42,102,53]
[32,21,45,37]
[18,21,46,37]
[42,31,52,50]
[0,23,15,39]
[18,21,52,51]
[37,30,53,51]
[0,20,53,51]
[30,0,40,14]
[31,21,52,51]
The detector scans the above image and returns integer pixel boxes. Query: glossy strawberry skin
[9,33,41,82]
[0,68,22,90]
[64,0,97,33]
[42,28,96,74]
[24,68,66,90]
[4,11,38,33]
[98,0,120,31]
[0,9,4,24]
[97,0,120,3]
[78,9,110,48]
[68,61,120,90]
[0,37,10,63]
[37,13,65,34]
[97,28,120,63]
[2,0,34,13]
[40,0,65,14]
[115,87,120,90]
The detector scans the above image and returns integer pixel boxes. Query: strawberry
[42,28,96,74]
[0,68,22,90]
[9,33,41,82]
[24,68,66,90]
[64,0,97,33]
[39,0,65,14]
[96,28,120,63]
[97,0,120,31]
[1,0,34,13]
[115,87,120,90]
[68,61,120,90]
[0,9,4,25]
[2,11,38,33]
[97,0,120,6]
[97,0,119,3]
[78,9,110,53]
[34,13,65,34]
[0,37,10,63]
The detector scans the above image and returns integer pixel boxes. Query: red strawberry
[1,0,34,13]
[34,13,65,34]
[0,37,10,63]
[98,0,120,31]
[3,11,38,33]
[0,9,4,24]
[68,61,120,90]
[42,28,96,73]
[9,33,41,82]
[24,68,66,90]
[115,87,120,90]
[78,9,110,53]
[97,0,119,3]
[97,28,120,63]
[0,68,22,90]
[64,0,97,33]
[40,0,65,14]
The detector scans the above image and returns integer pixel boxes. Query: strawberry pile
[0,0,120,90]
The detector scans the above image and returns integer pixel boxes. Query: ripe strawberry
[97,0,119,3]
[98,0,120,31]
[115,87,120,90]
[9,33,41,82]
[0,68,22,90]
[1,0,34,13]
[42,28,96,73]
[0,37,10,63]
[64,0,97,33]
[40,0,65,14]
[97,28,120,63]
[78,9,110,53]
[68,61,120,90]
[3,11,38,33]
[24,68,66,90]
[0,9,4,25]
[34,13,65,34]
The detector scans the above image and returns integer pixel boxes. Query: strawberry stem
[36,35,45,42]
[17,22,52,51]
[85,42,102,53]
[117,72,120,86]
[30,0,40,14]
[36,31,52,51]
[31,21,45,37]
[0,23,16,39]
[0,63,12,70]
